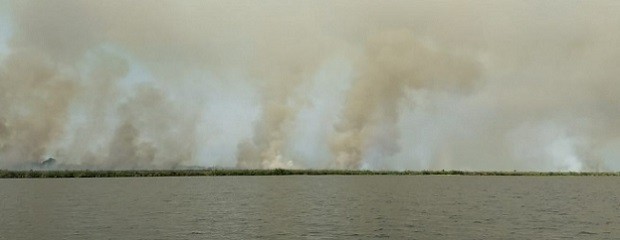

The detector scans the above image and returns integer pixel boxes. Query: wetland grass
[1,169,620,178]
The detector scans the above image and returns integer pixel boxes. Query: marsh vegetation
[1,169,619,178]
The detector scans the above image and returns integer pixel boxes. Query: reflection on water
[1,176,619,239]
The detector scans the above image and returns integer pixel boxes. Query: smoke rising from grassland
[1,1,620,171]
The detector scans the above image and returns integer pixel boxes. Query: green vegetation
[1,169,620,178]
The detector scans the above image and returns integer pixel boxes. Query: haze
[0,0,619,171]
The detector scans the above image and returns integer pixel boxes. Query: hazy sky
[1,1,619,171]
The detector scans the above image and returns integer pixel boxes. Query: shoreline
[1,169,620,178]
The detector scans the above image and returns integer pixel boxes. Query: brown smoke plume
[0,50,77,169]
[331,30,480,169]
[1,1,207,169]
[236,41,329,169]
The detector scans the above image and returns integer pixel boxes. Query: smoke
[0,50,77,168]
[1,1,620,171]
[330,30,480,169]
[102,85,200,169]
[235,19,332,169]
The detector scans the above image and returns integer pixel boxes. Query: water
[1,176,619,239]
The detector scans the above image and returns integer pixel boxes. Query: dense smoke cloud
[331,30,480,169]
[0,50,77,167]
[1,1,620,171]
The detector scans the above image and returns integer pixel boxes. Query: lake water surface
[1,176,619,239]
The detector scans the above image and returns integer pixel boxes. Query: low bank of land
[1,169,620,178]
